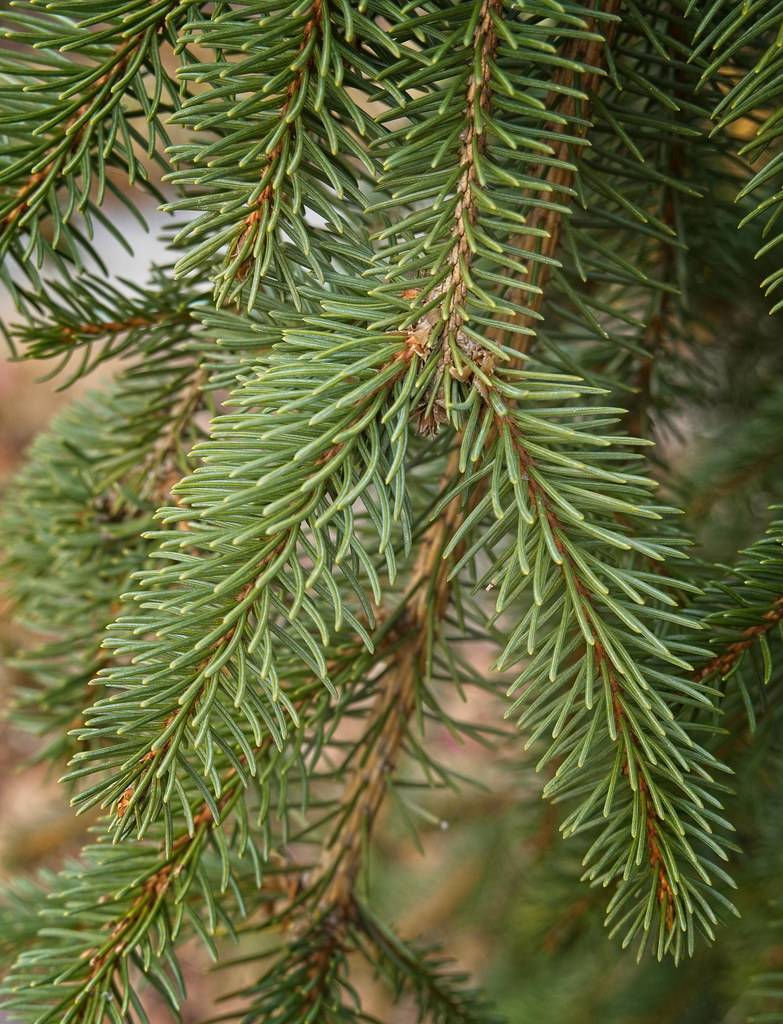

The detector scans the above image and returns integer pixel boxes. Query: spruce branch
[304,449,463,922]
[436,0,501,354]
[689,510,783,732]
[369,1,707,424]
[467,368,735,960]
[167,0,391,308]
[216,448,485,1021]
[1,363,208,758]
[220,0,324,294]
[67,297,423,836]
[0,0,191,278]
[7,266,202,385]
[356,904,502,1024]
[371,0,615,387]
[3,620,403,1023]
[0,772,290,1024]
[493,0,622,341]
[696,599,783,688]
[3,2,783,1018]
[1,263,217,759]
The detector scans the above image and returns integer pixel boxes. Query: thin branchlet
[305,451,463,922]
[229,0,324,284]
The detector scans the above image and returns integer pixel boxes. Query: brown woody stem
[443,0,500,343]
[695,596,783,684]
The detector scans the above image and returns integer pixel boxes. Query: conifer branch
[497,1,622,341]
[4,4,783,1017]
[168,0,390,307]
[696,598,783,685]
[0,769,290,1024]
[356,904,502,1024]
[0,0,186,273]
[67,307,421,835]
[440,0,500,349]
[217,448,478,1020]
[305,450,463,925]
[9,268,201,381]
[2,38,134,224]
[498,407,691,931]
[689,511,783,733]
[227,0,324,287]
[1,268,212,757]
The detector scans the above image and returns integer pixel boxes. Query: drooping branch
[442,0,500,343]
[0,1,179,256]
[500,412,679,925]
[227,0,324,285]
[303,448,463,933]
[497,3,622,346]
[400,0,502,411]
[9,773,248,1024]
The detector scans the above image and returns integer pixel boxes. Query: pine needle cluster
[1,2,783,1022]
